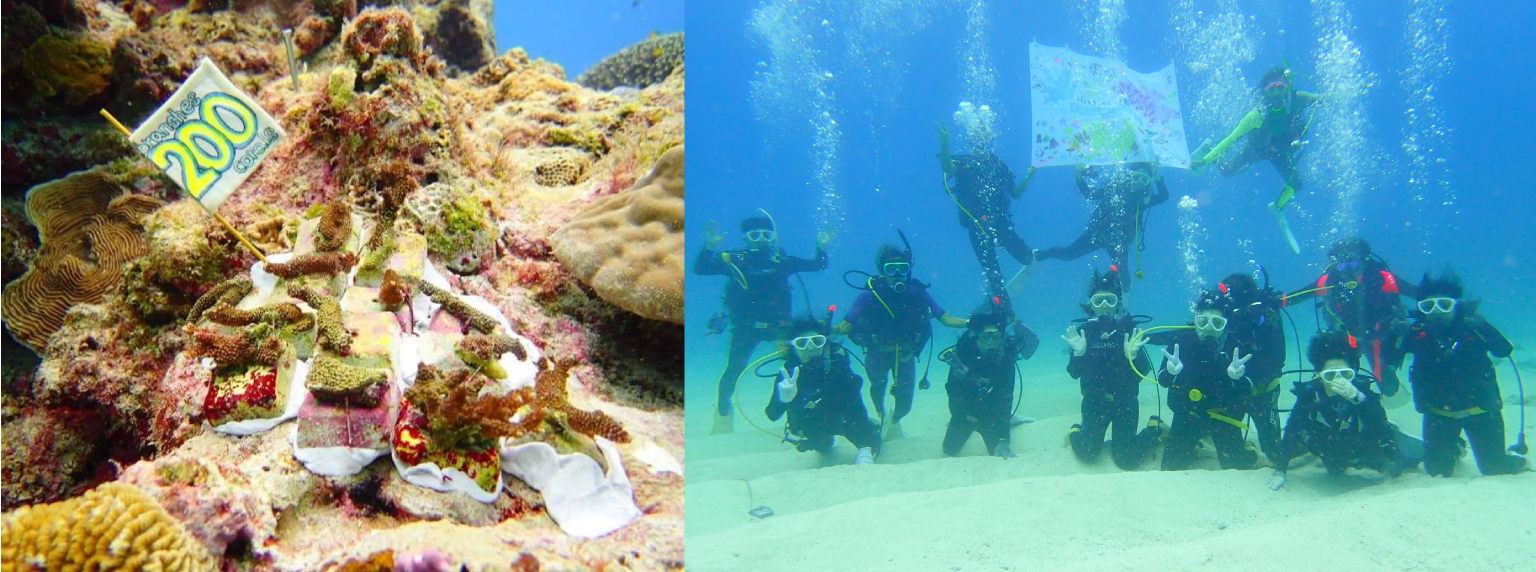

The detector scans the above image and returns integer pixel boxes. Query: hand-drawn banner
[1029,43,1190,169]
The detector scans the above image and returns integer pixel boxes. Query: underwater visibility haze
[686,1,1535,570]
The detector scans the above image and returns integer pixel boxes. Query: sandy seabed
[684,349,1536,572]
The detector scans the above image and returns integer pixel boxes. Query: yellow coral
[1,482,214,571]
[533,152,590,187]
[550,146,683,324]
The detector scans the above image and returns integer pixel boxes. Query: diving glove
[994,441,1017,459]
[1266,470,1287,491]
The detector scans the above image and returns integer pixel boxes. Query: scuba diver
[1060,268,1164,470]
[833,234,972,441]
[1035,163,1170,288]
[1265,331,1418,491]
[1156,290,1262,471]
[695,212,832,434]
[1189,66,1319,253]
[766,315,881,466]
[1216,272,1288,463]
[1281,238,1416,397]
[937,121,1037,321]
[1396,271,1528,477]
[940,301,1038,459]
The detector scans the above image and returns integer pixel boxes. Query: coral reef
[307,355,388,405]
[22,30,114,104]
[2,2,683,567]
[454,333,521,379]
[577,32,685,91]
[551,146,684,324]
[266,250,361,279]
[1,168,162,352]
[0,482,214,570]
[290,283,351,354]
[206,301,316,332]
[379,269,412,310]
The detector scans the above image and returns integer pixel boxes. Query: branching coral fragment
[188,275,253,323]
[418,279,499,333]
[315,197,354,252]
[289,284,350,354]
[205,301,314,332]
[266,251,359,279]
[405,365,539,451]
[189,324,285,368]
[535,358,630,443]
[379,269,411,310]
[307,355,388,405]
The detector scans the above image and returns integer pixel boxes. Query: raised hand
[703,220,725,250]
[1162,344,1183,376]
[1227,350,1253,380]
[1323,373,1362,403]
[1123,328,1148,361]
[816,228,836,250]
[1062,326,1087,356]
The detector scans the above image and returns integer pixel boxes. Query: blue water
[492,0,684,79]
[686,1,1536,567]
[687,0,1535,380]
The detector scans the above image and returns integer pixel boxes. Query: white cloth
[211,357,309,436]
[287,424,388,477]
[1029,43,1191,169]
[500,438,642,538]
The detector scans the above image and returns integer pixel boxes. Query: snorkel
[823,304,836,373]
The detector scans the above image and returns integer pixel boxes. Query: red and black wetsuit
[1282,259,1416,395]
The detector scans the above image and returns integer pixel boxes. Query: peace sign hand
[1227,350,1254,380]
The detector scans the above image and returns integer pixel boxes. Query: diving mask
[1090,293,1119,308]
[746,229,777,242]
[791,335,827,350]
[883,261,911,277]
[1417,297,1456,315]
[1319,368,1356,384]
[1194,315,1228,332]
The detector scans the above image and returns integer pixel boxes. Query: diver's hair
[1259,67,1289,88]
[1416,268,1466,301]
[740,216,773,232]
[1080,267,1123,316]
[968,300,1008,332]
[875,244,908,265]
[780,314,826,341]
[1194,289,1227,314]
[1220,273,1259,305]
[1307,330,1361,370]
[1328,237,1371,262]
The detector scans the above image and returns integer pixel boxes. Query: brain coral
[0,482,214,571]
[576,32,684,91]
[1,169,162,352]
[550,145,683,324]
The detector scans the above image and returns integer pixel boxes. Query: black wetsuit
[1037,167,1169,276]
[1399,313,1524,477]
[947,152,1033,318]
[1158,330,1260,471]
[845,280,943,425]
[1066,314,1161,469]
[766,348,881,455]
[1276,379,1406,476]
[1226,296,1288,461]
[695,245,828,415]
[942,330,1025,456]
[1284,259,1415,395]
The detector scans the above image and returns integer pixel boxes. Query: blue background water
[686,0,1536,399]
[493,0,684,79]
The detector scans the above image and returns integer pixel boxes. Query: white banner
[1029,43,1190,169]
[130,58,285,211]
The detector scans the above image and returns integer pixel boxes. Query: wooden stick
[99,109,270,264]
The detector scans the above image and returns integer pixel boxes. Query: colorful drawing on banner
[1029,43,1190,169]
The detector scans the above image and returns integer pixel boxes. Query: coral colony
[1,2,683,569]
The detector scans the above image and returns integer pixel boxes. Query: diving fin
[1390,422,1426,460]
[1006,256,1038,298]
[1268,201,1301,254]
